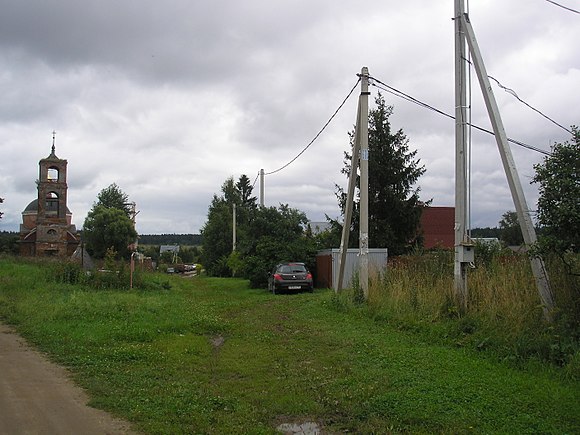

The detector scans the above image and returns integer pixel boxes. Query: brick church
[19,138,80,257]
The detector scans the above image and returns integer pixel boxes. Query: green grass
[0,257,579,434]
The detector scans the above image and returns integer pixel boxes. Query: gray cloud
[0,0,577,235]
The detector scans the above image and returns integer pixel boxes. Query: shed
[316,248,388,290]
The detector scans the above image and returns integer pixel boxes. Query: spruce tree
[337,93,428,255]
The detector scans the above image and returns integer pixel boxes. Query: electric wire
[545,0,580,14]
[264,77,361,176]
[368,76,552,156]
[459,56,570,134]
[488,76,572,134]
[251,171,260,189]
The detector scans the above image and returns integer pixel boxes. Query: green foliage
[226,250,243,277]
[0,231,19,254]
[201,172,323,286]
[471,226,502,239]
[532,126,580,255]
[159,251,176,265]
[96,183,132,216]
[201,176,257,276]
[238,204,317,288]
[498,210,523,246]
[83,205,138,259]
[138,234,202,246]
[178,246,199,263]
[49,260,83,285]
[474,239,504,266]
[336,93,429,255]
[138,244,160,261]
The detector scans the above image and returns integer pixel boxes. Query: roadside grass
[0,256,579,434]
[361,249,580,375]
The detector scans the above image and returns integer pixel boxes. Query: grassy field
[0,257,579,434]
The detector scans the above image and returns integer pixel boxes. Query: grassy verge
[358,248,580,373]
[0,256,579,433]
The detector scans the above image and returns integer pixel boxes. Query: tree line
[139,234,202,246]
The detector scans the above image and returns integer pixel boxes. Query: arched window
[45,192,59,216]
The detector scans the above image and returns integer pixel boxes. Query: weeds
[352,248,580,375]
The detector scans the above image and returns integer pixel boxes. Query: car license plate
[288,286,301,290]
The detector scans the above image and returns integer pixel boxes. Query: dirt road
[0,324,137,435]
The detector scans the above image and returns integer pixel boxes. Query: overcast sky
[0,0,578,235]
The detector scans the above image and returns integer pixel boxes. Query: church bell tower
[20,132,80,257]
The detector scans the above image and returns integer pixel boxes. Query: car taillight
[274,273,283,281]
[306,273,313,280]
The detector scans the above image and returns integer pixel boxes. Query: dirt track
[0,324,137,435]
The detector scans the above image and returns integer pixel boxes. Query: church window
[46,192,59,216]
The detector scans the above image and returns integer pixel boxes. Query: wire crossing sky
[0,0,577,234]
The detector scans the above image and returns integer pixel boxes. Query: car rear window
[279,264,307,273]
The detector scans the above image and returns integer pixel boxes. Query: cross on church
[52,130,56,153]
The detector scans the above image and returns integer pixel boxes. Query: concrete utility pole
[259,169,265,207]
[460,13,554,316]
[454,0,471,310]
[359,67,370,298]
[232,203,237,251]
[337,67,370,295]
[337,89,362,292]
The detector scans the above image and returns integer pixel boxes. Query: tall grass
[341,248,579,375]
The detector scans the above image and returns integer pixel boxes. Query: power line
[545,0,580,14]
[488,75,572,134]
[264,77,361,176]
[251,171,260,189]
[368,76,552,156]
[459,56,571,134]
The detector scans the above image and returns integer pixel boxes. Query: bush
[49,261,83,285]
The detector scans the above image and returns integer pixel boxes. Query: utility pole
[454,0,471,310]
[460,13,554,316]
[259,169,265,207]
[359,67,370,298]
[337,89,362,292]
[337,67,370,295]
[232,203,237,251]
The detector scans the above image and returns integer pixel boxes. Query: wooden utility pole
[337,67,370,295]
[460,13,554,316]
